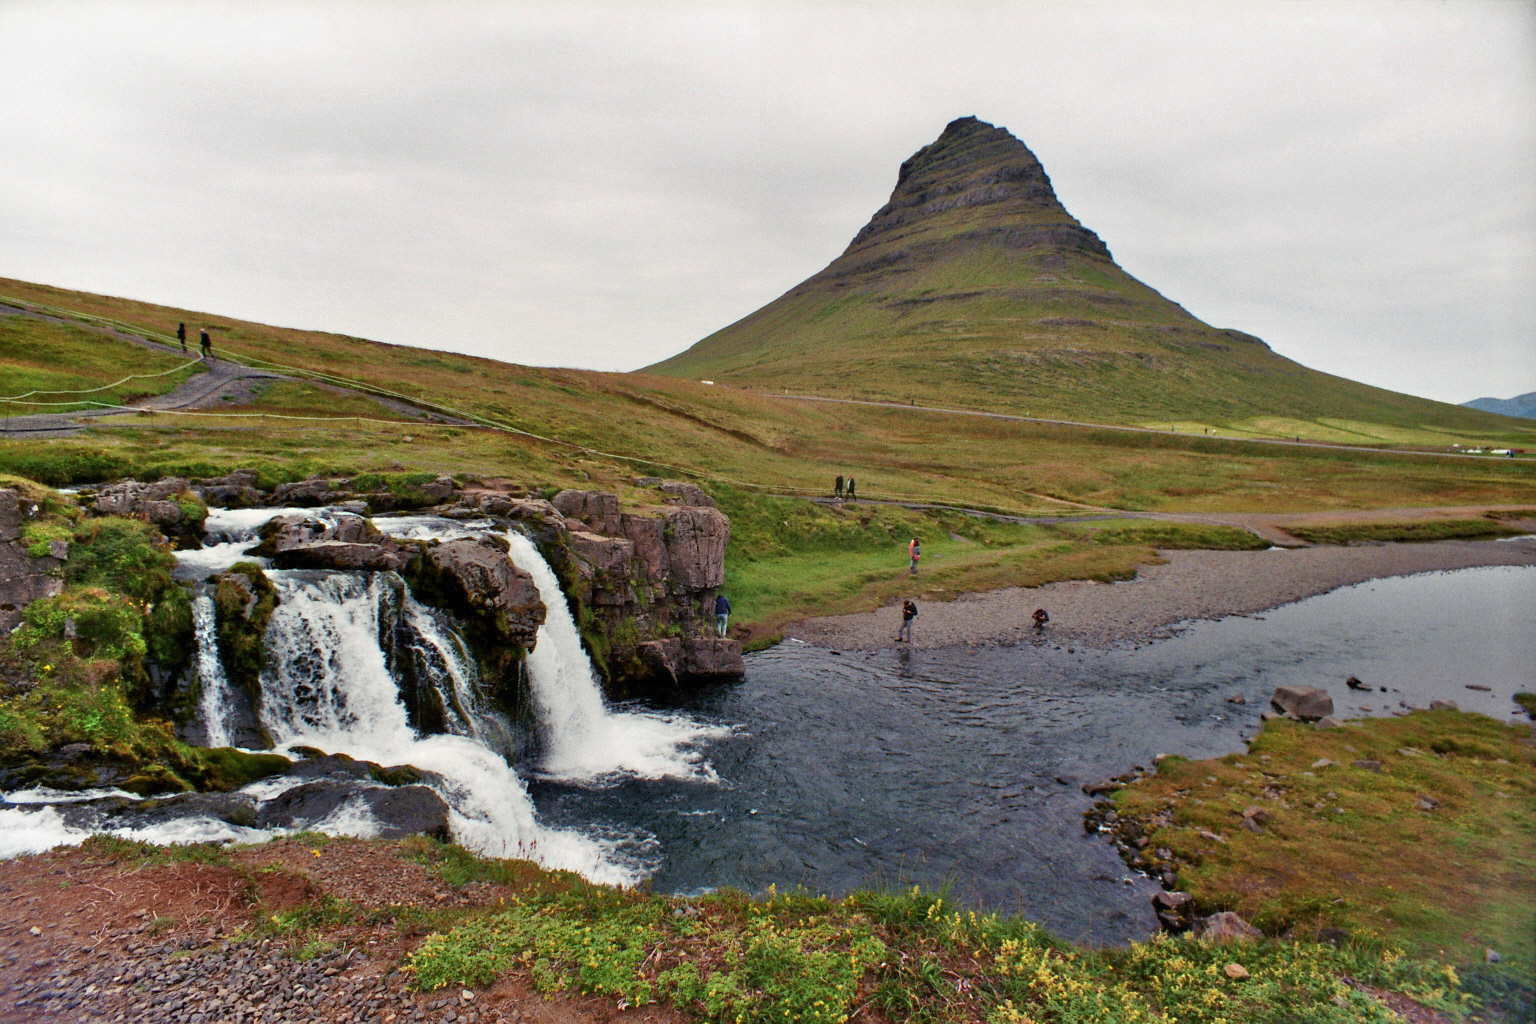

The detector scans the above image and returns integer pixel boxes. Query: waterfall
[503,532,731,784]
[191,593,233,748]
[257,569,638,884]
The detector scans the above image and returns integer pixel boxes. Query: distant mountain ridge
[645,116,1506,436]
[1462,392,1536,419]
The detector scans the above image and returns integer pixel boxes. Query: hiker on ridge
[908,537,921,575]
[176,322,187,353]
[845,477,856,501]
[835,475,844,499]
[199,328,212,359]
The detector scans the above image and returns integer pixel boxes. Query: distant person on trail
[176,322,187,353]
[846,477,856,501]
[897,599,917,643]
[714,593,731,637]
[199,328,212,359]
[908,537,921,575]
[835,475,844,499]
[1032,608,1049,630]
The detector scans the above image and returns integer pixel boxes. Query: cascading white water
[503,532,731,783]
[191,593,233,748]
[258,570,639,884]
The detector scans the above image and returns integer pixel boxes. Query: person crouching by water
[1032,607,1049,630]
[897,599,917,643]
[714,592,731,637]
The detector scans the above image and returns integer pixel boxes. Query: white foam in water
[3,786,142,804]
[503,532,733,784]
[0,805,86,858]
[260,570,641,885]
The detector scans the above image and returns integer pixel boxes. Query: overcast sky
[3,1,1533,405]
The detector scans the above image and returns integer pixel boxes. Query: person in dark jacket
[835,475,844,498]
[176,322,187,353]
[714,593,731,637]
[199,328,212,359]
[1032,608,1049,630]
[897,599,917,642]
[845,477,856,501]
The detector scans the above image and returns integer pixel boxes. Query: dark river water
[531,564,1536,946]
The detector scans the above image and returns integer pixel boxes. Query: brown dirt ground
[0,837,691,1024]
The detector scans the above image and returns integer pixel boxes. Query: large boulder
[662,507,729,592]
[552,489,622,533]
[250,512,411,572]
[269,478,341,506]
[0,488,65,632]
[421,535,545,649]
[1194,911,1264,944]
[195,469,269,509]
[567,530,638,605]
[1270,685,1334,721]
[90,476,206,545]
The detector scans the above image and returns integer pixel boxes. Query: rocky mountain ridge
[642,116,1514,434]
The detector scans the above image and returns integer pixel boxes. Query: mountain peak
[839,116,1109,271]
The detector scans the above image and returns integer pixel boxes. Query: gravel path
[783,536,1536,650]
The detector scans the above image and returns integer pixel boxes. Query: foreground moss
[402,854,1477,1024]
[1108,712,1536,970]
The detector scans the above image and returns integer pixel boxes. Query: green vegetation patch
[1285,518,1527,545]
[404,864,1476,1024]
[1110,712,1536,968]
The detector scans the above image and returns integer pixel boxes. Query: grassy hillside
[3,276,1533,521]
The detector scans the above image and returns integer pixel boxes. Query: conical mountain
[645,117,1483,432]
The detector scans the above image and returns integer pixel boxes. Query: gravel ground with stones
[0,838,689,1024]
[783,535,1536,651]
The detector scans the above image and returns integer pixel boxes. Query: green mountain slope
[645,117,1513,438]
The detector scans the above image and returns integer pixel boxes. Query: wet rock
[1429,700,1459,711]
[1345,675,1370,691]
[1152,890,1195,933]
[1194,911,1263,943]
[1314,716,1343,729]
[252,512,410,572]
[420,535,545,650]
[253,779,450,842]
[1081,778,1121,796]
[1270,685,1333,721]
[269,478,340,506]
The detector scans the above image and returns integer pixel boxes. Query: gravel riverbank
[782,537,1536,650]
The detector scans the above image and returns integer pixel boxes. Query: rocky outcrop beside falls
[0,488,65,633]
[542,486,743,694]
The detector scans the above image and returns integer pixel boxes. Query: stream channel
[2,506,1532,946]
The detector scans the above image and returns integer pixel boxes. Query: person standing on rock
[846,477,856,501]
[714,592,731,637]
[897,599,917,643]
[835,475,844,499]
[908,537,921,575]
[176,322,187,353]
[199,328,212,359]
